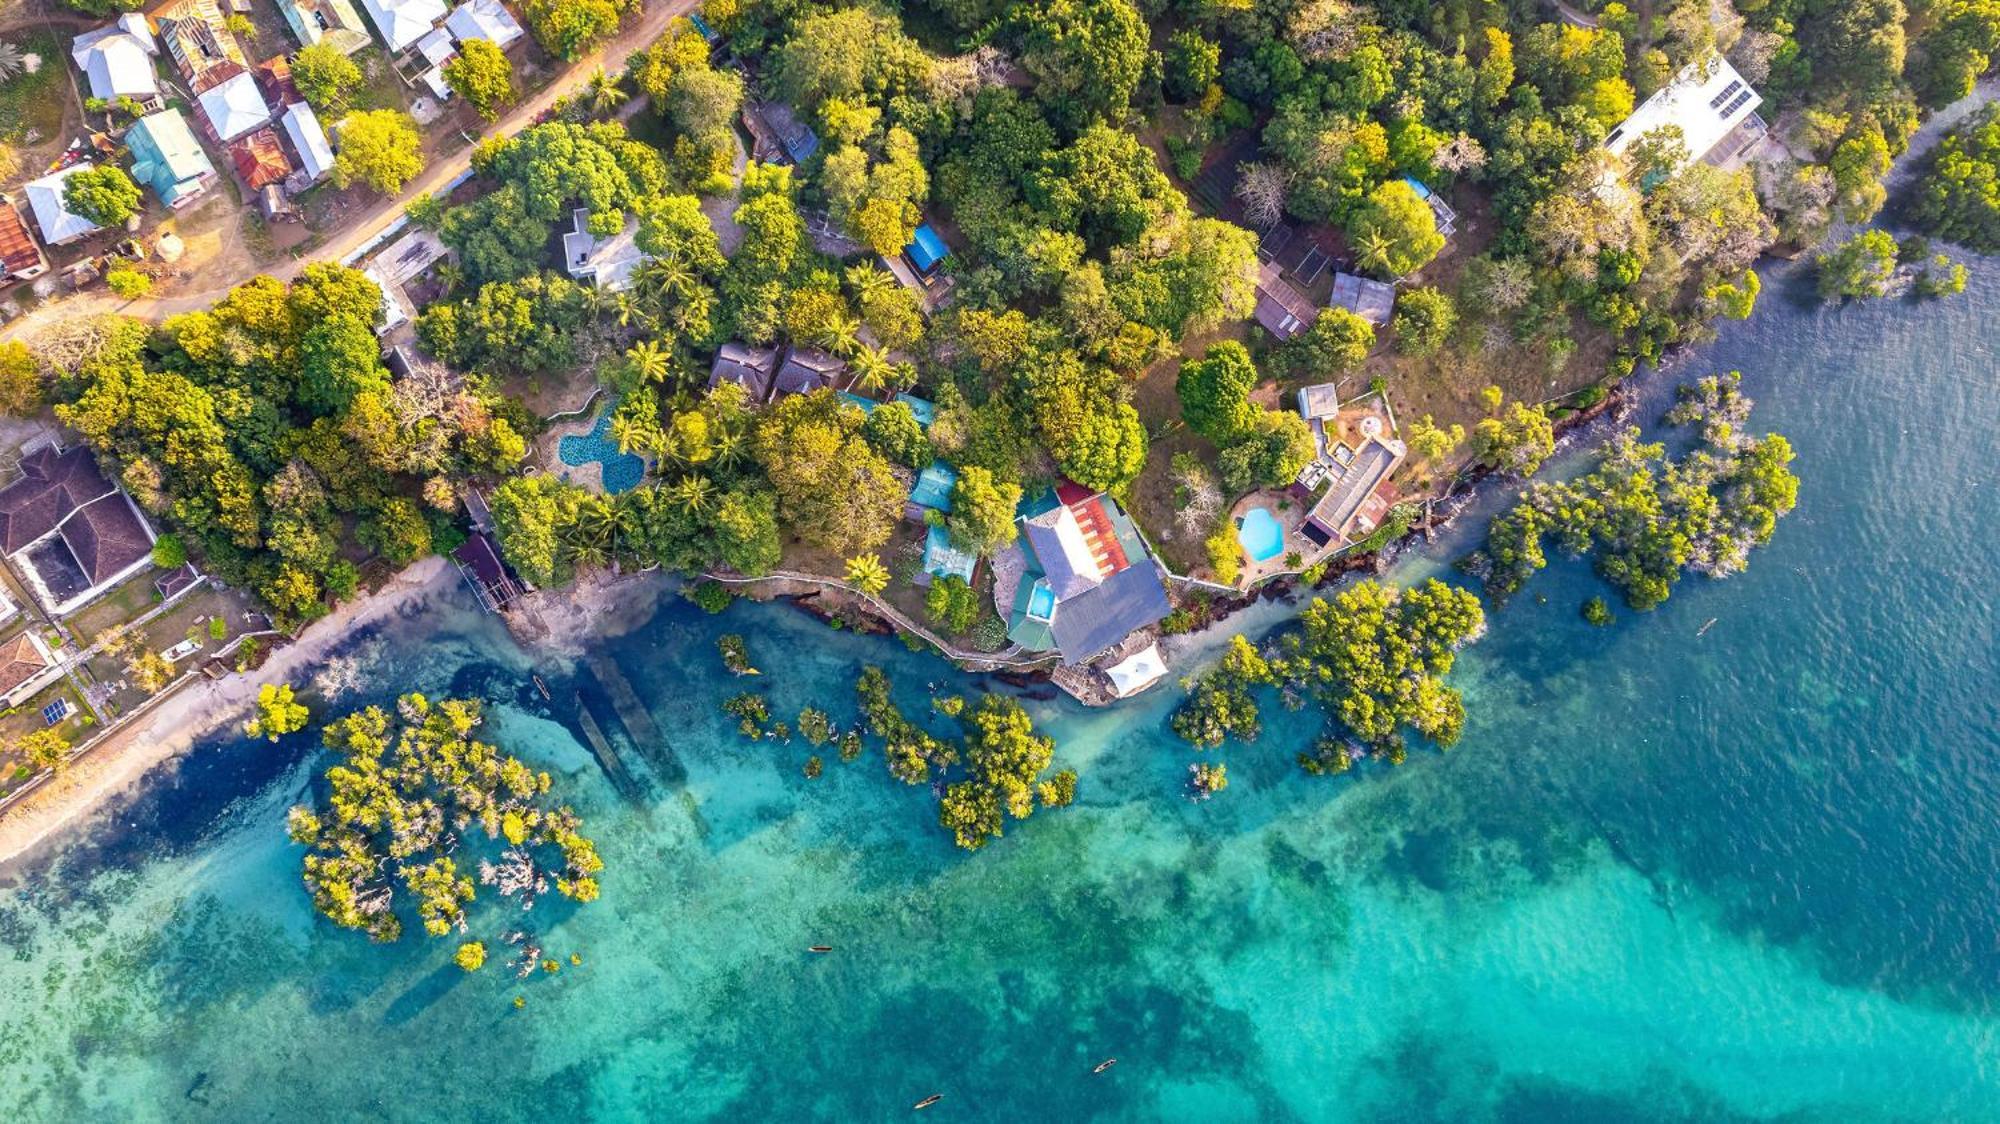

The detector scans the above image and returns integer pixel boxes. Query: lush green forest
[16,0,1977,630]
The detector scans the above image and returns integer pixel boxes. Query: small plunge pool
[1236,506,1284,563]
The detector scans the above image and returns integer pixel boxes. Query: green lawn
[0,30,71,146]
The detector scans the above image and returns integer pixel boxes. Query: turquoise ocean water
[2,253,1997,1121]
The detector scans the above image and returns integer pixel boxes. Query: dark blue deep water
[0,253,1996,1121]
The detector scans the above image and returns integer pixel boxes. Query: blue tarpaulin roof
[923,524,977,584]
[894,393,936,429]
[1401,175,1433,200]
[906,223,948,272]
[909,460,957,511]
[688,12,719,39]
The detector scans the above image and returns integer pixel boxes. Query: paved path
[2,0,698,341]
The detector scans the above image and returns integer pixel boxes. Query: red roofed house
[0,203,49,281]
[230,128,294,191]
[0,631,62,709]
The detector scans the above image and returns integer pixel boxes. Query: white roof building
[563,208,649,292]
[281,102,336,183]
[69,15,161,102]
[1604,57,1763,172]
[197,71,272,142]
[357,0,448,54]
[24,165,106,246]
[444,0,524,48]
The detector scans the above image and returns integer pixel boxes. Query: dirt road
[1,0,699,341]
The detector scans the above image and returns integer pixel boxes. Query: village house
[1293,385,1407,549]
[444,0,525,48]
[280,101,337,185]
[0,204,50,282]
[23,165,106,247]
[356,0,447,56]
[70,14,163,109]
[772,346,846,397]
[0,630,64,712]
[278,0,372,55]
[149,0,247,91]
[125,108,219,209]
[0,445,157,618]
[1329,270,1396,327]
[197,69,273,143]
[1253,259,1318,341]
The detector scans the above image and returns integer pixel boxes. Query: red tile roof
[0,205,44,276]
[0,633,52,699]
[229,129,292,190]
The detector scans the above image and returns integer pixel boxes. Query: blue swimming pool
[1237,506,1284,563]
[1026,580,1057,620]
[558,402,646,495]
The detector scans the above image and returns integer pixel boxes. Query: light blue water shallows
[558,404,645,495]
[3,251,2000,1121]
[1237,505,1284,562]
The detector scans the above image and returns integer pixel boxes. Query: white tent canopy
[1104,642,1168,698]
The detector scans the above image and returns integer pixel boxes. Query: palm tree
[624,339,672,387]
[844,263,895,304]
[610,290,653,331]
[710,426,747,471]
[815,312,863,358]
[846,345,894,398]
[1354,229,1396,276]
[670,474,715,515]
[585,68,628,116]
[0,43,25,83]
[432,261,464,297]
[607,415,644,456]
[844,553,891,596]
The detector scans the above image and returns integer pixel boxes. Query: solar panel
[1719,90,1755,119]
[42,698,71,726]
[1708,80,1742,110]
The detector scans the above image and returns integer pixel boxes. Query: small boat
[913,1094,942,1110]
[532,674,551,700]
[1697,618,1717,637]
[807,945,833,953]
[1092,1058,1117,1074]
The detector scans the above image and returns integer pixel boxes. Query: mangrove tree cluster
[286,694,604,943]
[1474,372,1800,609]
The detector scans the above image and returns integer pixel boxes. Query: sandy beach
[0,557,459,868]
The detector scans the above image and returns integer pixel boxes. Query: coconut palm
[1353,229,1396,276]
[624,339,672,387]
[607,415,645,456]
[609,290,653,331]
[844,263,895,304]
[846,345,894,397]
[710,425,747,471]
[844,553,891,596]
[814,311,863,358]
[0,43,24,84]
[670,474,715,515]
[585,68,627,116]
